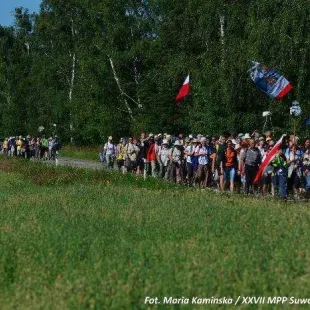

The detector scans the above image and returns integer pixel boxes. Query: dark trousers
[195,164,209,188]
[278,172,287,199]
[186,162,194,185]
[245,165,258,194]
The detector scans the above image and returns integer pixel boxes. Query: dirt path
[53,157,104,170]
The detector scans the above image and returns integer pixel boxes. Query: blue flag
[249,62,293,100]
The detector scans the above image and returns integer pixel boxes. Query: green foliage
[0,1,309,143]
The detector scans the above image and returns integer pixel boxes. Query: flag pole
[294,118,297,145]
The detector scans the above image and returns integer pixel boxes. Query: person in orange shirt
[220,139,238,192]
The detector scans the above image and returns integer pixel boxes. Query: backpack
[52,141,61,151]
[243,148,261,167]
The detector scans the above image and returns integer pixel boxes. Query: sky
[0,0,41,26]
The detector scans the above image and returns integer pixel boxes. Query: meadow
[60,146,100,161]
[0,157,310,309]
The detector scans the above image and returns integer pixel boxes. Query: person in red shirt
[146,136,157,177]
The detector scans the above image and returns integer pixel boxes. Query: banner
[254,135,285,183]
[249,62,292,100]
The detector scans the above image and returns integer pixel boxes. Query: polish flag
[254,135,285,183]
[175,75,190,103]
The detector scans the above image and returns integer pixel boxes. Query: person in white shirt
[257,136,266,159]
[124,137,138,172]
[104,136,116,169]
[169,140,184,184]
[184,138,195,186]
[157,140,170,179]
[194,137,210,188]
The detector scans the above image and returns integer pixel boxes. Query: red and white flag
[175,75,190,103]
[254,135,285,183]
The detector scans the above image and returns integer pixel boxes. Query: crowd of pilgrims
[1,135,61,160]
[101,131,310,199]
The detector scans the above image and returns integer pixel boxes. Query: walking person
[215,136,227,191]
[303,148,310,192]
[220,139,238,192]
[271,147,288,199]
[16,136,23,157]
[2,138,8,156]
[125,137,138,173]
[40,136,48,160]
[146,135,157,177]
[195,137,211,189]
[104,136,116,169]
[116,138,126,173]
[157,140,170,179]
[242,139,261,195]
[184,138,195,186]
[170,140,184,184]
[285,140,304,198]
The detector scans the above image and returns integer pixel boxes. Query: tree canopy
[0,0,309,143]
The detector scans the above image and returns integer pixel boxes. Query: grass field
[60,146,100,161]
[0,157,310,309]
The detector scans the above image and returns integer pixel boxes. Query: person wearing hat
[157,139,170,179]
[241,139,262,195]
[190,138,200,177]
[103,136,116,169]
[258,136,266,159]
[243,133,251,140]
[124,137,138,173]
[116,138,126,173]
[194,137,211,188]
[169,140,184,184]
[197,134,203,142]
[184,138,196,186]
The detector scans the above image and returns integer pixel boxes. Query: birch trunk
[133,56,142,108]
[69,52,76,143]
[109,57,134,120]
[69,18,76,144]
[131,27,142,109]
[220,15,225,63]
